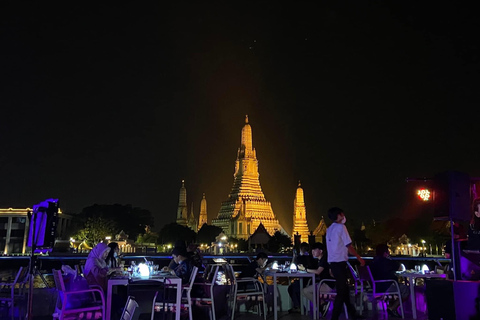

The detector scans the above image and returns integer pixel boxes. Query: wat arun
[212,116,284,240]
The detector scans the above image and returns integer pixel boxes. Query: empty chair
[0,266,29,320]
[191,264,220,320]
[121,296,140,320]
[151,266,198,320]
[224,263,266,320]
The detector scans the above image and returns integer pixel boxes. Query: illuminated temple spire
[212,115,284,240]
[292,181,310,243]
[187,202,197,232]
[176,180,188,226]
[198,193,208,230]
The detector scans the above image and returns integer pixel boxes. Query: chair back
[357,265,376,292]
[186,266,199,291]
[52,269,66,292]
[223,263,236,286]
[121,296,140,320]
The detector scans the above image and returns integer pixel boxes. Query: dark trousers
[330,261,357,320]
[287,279,308,308]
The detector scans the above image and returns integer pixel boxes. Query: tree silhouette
[197,224,223,244]
[159,223,196,245]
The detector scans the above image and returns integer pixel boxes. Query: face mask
[341,216,347,224]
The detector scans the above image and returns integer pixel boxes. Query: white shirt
[326,222,352,263]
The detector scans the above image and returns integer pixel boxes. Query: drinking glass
[415,265,421,273]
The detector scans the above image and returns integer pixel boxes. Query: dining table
[107,272,182,320]
[396,271,446,319]
[265,270,318,320]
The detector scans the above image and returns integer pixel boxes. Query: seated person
[163,247,193,284]
[105,242,121,268]
[370,244,409,318]
[84,242,119,291]
[167,240,187,270]
[295,242,313,269]
[187,243,205,272]
[288,242,332,314]
[242,252,268,278]
[468,198,480,251]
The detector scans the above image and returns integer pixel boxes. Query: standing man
[326,207,365,320]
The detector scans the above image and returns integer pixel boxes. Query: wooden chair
[121,296,139,320]
[0,266,29,320]
[151,266,199,320]
[357,265,405,319]
[52,269,105,320]
[191,264,220,320]
[224,263,266,320]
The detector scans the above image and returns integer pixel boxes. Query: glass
[415,265,421,273]
[285,261,290,271]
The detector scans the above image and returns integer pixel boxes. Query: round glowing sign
[417,189,430,201]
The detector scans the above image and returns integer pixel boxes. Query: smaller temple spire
[245,114,249,124]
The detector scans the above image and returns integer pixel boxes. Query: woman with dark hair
[467,198,480,251]
[105,242,120,268]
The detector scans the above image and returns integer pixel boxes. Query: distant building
[198,193,208,230]
[312,217,327,243]
[212,115,284,239]
[0,207,72,254]
[176,180,188,226]
[187,202,197,232]
[292,181,310,244]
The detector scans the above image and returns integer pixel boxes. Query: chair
[52,269,105,320]
[151,266,198,320]
[224,263,266,320]
[191,264,220,320]
[356,265,405,319]
[316,278,349,319]
[121,296,139,320]
[0,266,29,320]
[347,262,363,313]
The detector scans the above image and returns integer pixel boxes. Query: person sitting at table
[84,242,116,291]
[105,242,121,268]
[370,244,409,318]
[187,243,205,272]
[295,242,313,268]
[288,242,332,314]
[84,242,123,319]
[163,247,193,284]
[242,252,268,278]
[467,198,480,251]
[167,240,187,270]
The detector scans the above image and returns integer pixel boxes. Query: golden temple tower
[187,202,197,232]
[212,115,283,240]
[292,181,310,243]
[198,193,208,229]
[176,180,188,226]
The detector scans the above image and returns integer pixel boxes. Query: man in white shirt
[326,207,365,320]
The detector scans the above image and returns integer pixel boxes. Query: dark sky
[1,2,479,234]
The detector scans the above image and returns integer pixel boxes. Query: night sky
[1,2,479,234]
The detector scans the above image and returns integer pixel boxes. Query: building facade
[212,116,284,240]
[0,207,72,254]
